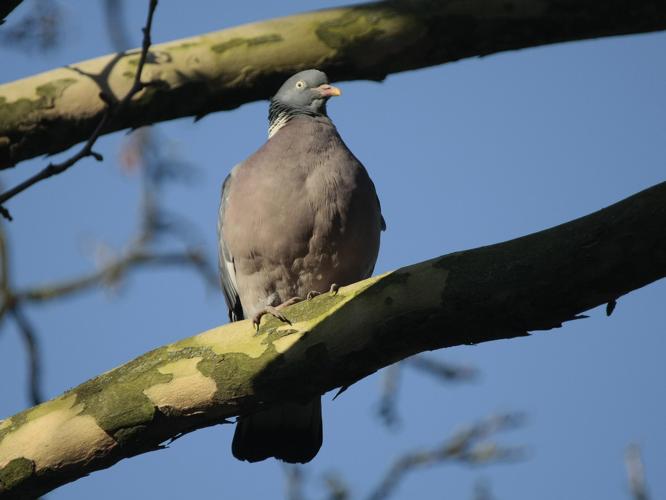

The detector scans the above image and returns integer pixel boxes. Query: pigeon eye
[295,80,306,89]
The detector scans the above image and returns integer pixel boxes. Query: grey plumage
[218,69,384,463]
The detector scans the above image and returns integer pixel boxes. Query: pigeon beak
[317,84,342,97]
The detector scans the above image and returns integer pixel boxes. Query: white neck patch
[268,112,291,139]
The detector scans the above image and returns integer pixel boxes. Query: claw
[280,297,303,307]
[306,284,338,300]
[252,285,338,331]
[252,306,292,332]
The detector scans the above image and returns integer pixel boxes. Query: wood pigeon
[218,69,385,463]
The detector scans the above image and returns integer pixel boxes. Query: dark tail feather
[232,398,323,464]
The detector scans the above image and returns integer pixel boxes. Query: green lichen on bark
[197,351,268,400]
[0,393,75,444]
[277,292,344,322]
[0,78,76,130]
[315,7,394,48]
[35,78,78,104]
[73,346,174,435]
[170,41,202,51]
[0,457,35,491]
[211,34,283,54]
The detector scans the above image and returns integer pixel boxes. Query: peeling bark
[1,181,665,498]
[1,0,666,168]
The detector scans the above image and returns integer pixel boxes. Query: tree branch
[1,0,665,170]
[0,181,665,498]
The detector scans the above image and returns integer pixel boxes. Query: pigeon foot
[252,306,292,332]
[253,284,340,331]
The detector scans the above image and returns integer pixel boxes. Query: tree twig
[406,355,478,382]
[324,473,350,500]
[378,356,477,427]
[472,478,495,500]
[377,363,402,428]
[283,465,306,500]
[0,0,159,220]
[15,249,216,303]
[625,444,650,500]
[366,414,524,500]
[8,305,43,406]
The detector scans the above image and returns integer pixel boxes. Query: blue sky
[1,1,665,499]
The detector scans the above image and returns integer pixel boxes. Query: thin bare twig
[104,0,132,53]
[377,363,401,427]
[0,221,45,406]
[9,304,44,405]
[0,222,11,328]
[377,356,478,427]
[407,355,478,382]
[0,0,159,220]
[472,478,495,500]
[15,249,216,303]
[366,414,525,500]
[324,473,350,500]
[283,465,306,500]
[626,444,650,500]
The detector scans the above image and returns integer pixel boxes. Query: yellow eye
[295,80,305,89]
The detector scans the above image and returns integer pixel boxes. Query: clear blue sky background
[1,1,665,499]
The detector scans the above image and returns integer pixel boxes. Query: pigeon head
[272,69,341,115]
[268,70,341,137]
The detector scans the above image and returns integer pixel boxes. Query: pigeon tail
[232,398,323,464]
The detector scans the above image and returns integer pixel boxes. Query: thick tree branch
[1,0,665,170]
[0,181,665,498]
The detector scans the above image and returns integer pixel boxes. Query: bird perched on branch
[218,69,385,463]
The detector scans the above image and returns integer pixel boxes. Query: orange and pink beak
[317,84,342,97]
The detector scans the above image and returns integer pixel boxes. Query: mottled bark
[1,0,666,168]
[1,181,665,498]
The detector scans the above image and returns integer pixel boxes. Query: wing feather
[218,169,244,322]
